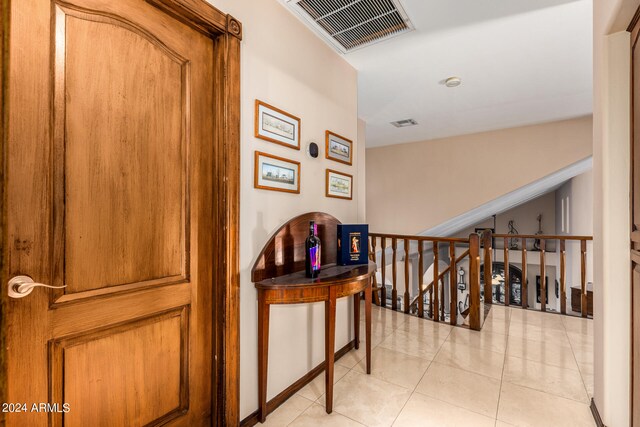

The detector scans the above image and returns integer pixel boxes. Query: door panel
[6,0,216,425]
[62,8,188,293]
[52,309,187,427]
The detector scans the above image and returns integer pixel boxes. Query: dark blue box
[337,224,369,265]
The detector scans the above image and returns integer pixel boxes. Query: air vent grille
[391,118,418,128]
[289,0,413,53]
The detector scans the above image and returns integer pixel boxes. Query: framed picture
[255,100,301,150]
[326,169,353,200]
[325,130,353,165]
[254,151,300,194]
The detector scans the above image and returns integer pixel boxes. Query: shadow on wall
[253,212,269,268]
[403,0,585,36]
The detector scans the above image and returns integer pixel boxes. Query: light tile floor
[262,303,595,427]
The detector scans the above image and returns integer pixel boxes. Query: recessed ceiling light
[445,77,462,88]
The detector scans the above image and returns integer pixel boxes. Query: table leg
[325,286,337,414]
[365,278,372,375]
[354,292,360,350]
[258,291,270,423]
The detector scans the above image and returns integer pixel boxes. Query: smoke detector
[445,77,462,88]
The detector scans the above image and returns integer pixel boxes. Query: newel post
[469,233,482,331]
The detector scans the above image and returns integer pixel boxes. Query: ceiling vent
[286,0,414,53]
[390,118,418,128]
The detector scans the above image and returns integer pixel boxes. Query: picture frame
[325,130,353,165]
[255,100,301,150]
[254,151,301,194]
[325,169,353,200]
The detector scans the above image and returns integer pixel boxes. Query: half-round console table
[252,212,375,423]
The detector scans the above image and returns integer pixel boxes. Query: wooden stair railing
[369,233,483,330]
[408,249,470,318]
[367,238,383,306]
[369,229,594,332]
[484,231,593,317]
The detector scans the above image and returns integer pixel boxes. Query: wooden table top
[571,283,593,292]
[255,262,377,290]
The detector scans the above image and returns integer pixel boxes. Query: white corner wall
[205,0,361,419]
[555,170,594,239]
[555,170,594,293]
[594,29,632,427]
[593,0,635,422]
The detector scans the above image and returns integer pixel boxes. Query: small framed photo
[325,130,353,165]
[254,151,301,194]
[255,100,301,150]
[326,169,353,200]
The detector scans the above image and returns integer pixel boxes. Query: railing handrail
[371,232,593,242]
[369,232,469,243]
[492,233,593,241]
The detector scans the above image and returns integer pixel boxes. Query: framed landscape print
[325,130,353,165]
[326,169,353,200]
[255,100,301,150]
[254,151,301,194]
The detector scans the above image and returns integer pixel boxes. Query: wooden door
[632,8,640,425]
[2,0,241,425]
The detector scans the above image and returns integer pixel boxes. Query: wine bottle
[305,221,321,278]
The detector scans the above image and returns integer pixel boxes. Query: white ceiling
[287,0,593,148]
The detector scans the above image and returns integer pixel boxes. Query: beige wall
[366,116,593,235]
[593,0,636,422]
[357,119,367,222]
[206,0,360,419]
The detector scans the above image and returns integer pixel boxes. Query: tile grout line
[388,310,454,426]
[356,305,590,424]
[301,303,383,424]
[501,309,593,405]
[305,323,375,425]
[283,304,391,426]
[388,363,431,426]
[495,306,511,423]
[363,305,592,424]
[501,351,580,371]
[409,387,499,422]
[497,379,592,406]
[401,308,508,422]
[562,317,593,402]
[347,305,419,426]
[281,395,316,427]
[425,340,506,381]
[372,306,417,426]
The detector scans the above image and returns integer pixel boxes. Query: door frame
[0,0,242,425]
[632,6,640,425]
